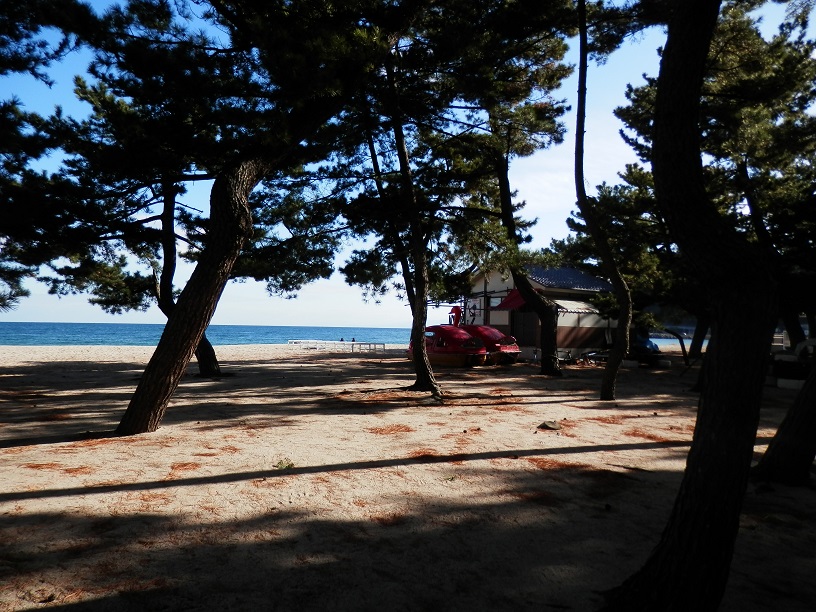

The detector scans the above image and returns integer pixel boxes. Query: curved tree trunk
[601,1,778,608]
[663,328,689,366]
[690,324,715,396]
[494,152,561,376]
[116,161,263,435]
[603,293,775,610]
[155,180,222,378]
[781,306,807,350]
[510,269,562,376]
[601,305,631,399]
[574,0,631,400]
[752,360,816,485]
[193,335,222,377]
[689,313,709,360]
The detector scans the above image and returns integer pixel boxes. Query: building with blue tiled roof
[526,266,614,293]
[467,267,614,356]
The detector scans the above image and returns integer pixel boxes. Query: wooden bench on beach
[287,339,386,353]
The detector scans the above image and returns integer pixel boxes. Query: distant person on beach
[340,337,345,342]
[351,337,356,342]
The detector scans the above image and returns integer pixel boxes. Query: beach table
[287,340,386,353]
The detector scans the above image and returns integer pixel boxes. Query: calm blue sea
[653,337,699,351]
[0,322,411,347]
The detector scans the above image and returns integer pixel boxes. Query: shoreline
[0,344,411,366]
[0,342,682,354]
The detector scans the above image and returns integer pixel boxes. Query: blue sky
[0,4,788,328]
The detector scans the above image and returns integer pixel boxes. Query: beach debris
[418,394,444,405]
[537,420,562,431]
[274,458,295,470]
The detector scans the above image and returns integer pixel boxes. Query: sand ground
[0,344,814,611]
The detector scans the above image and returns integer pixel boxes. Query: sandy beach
[1,344,814,611]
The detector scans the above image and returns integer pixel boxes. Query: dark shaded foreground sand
[0,345,814,611]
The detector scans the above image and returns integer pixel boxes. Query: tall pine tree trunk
[494,153,561,376]
[602,1,778,608]
[117,161,263,435]
[689,313,709,360]
[387,64,439,395]
[752,358,816,485]
[407,223,440,394]
[574,0,631,400]
[366,131,417,313]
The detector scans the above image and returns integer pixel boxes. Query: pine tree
[602,1,780,607]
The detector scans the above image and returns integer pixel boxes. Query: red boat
[407,324,487,367]
[449,307,521,365]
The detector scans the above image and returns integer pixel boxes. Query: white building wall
[469,271,613,354]
[468,273,515,327]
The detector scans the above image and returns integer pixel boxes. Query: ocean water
[652,337,701,352]
[0,321,411,347]
[0,321,703,350]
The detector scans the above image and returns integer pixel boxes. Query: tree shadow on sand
[2,354,814,611]
[2,447,815,611]
[0,354,705,448]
